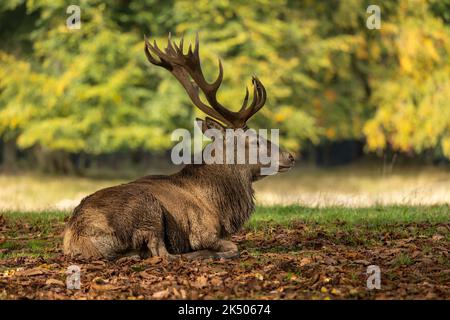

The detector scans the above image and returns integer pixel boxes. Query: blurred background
[0,0,449,210]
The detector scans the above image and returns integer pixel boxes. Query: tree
[0,0,449,172]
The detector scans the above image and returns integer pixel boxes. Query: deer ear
[198,117,226,135]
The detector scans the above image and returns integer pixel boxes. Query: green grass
[0,210,68,260]
[392,253,414,267]
[2,205,448,227]
[1,205,448,232]
[1,210,68,223]
[248,205,450,228]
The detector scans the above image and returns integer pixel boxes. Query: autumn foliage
[0,0,449,163]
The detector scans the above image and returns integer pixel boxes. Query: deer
[63,34,295,260]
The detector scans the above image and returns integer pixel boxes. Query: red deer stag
[63,34,295,260]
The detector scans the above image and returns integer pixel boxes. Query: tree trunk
[1,138,18,171]
[32,145,75,174]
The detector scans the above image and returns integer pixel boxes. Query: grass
[2,204,448,228]
[1,205,448,260]
[249,205,450,228]
[2,210,68,223]
[392,253,414,267]
[0,210,67,260]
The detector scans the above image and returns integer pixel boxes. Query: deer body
[63,34,294,260]
[64,164,254,259]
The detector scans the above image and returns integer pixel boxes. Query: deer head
[145,33,294,179]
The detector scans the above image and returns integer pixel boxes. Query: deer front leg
[143,231,180,261]
[151,239,182,261]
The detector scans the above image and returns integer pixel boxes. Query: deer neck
[180,164,255,234]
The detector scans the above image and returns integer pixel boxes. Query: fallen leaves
[210,277,223,287]
[299,257,312,267]
[143,256,163,265]
[432,235,444,241]
[90,283,120,291]
[45,278,65,286]
[0,220,448,300]
[152,289,169,299]
[254,273,264,281]
[192,275,208,288]
[15,268,48,277]
[91,277,120,291]
[354,259,371,266]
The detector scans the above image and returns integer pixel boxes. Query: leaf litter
[0,216,448,300]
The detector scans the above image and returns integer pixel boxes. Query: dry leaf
[354,259,370,265]
[210,277,223,286]
[15,268,47,277]
[152,289,169,299]
[254,273,264,281]
[45,278,65,286]
[144,256,162,265]
[91,282,120,291]
[193,275,208,288]
[299,257,312,266]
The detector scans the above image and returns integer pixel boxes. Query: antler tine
[237,76,267,122]
[179,34,184,53]
[209,58,223,93]
[147,37,183,65]
[194,32,200,58]
[151,40,168,59]
[172,33,184,54]
[144,36,156,63]
[254,77,267,112]
[166,32,175,54]
[144,36,169,68]
[239,87,249,112]
[240,78,259,113]
[250,76,266,114]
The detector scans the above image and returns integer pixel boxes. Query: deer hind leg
[213,239,239,259]
[180,239,239,260]
[180,250,218,260]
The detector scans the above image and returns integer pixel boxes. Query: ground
[1,206,449,300]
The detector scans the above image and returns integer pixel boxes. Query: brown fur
[63,162,257,260]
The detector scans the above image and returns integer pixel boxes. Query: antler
[144,33,266,128]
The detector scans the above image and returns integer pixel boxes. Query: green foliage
[0,0,449,158]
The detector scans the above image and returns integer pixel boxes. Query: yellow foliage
[274,106,294,123]
[364,120,386,151]
[399,56,413,74]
